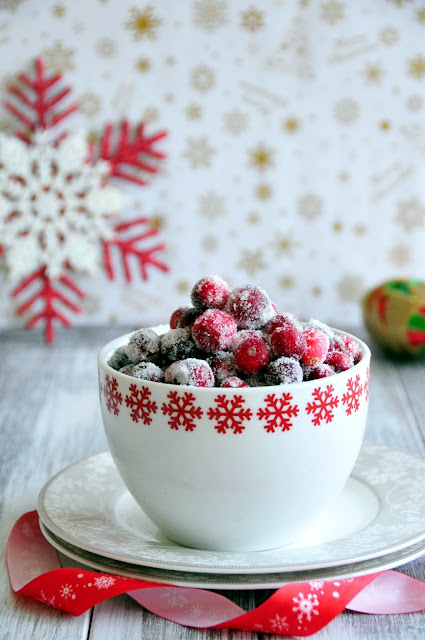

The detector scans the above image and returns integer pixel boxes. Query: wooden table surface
[1,325,425,639]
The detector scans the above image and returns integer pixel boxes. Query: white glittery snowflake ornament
[0,130,124,281]
[0,57,168,342]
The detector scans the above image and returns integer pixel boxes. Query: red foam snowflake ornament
[0,57,169,342]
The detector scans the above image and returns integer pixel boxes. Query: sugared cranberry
[231,329,263,352]
[127,328,160,364]
[207,351,237,384]
[325,350,353,372]
[305,318,334,340]
[225,284,275,329]
[264,312,302,335]
[221,376,249,388]
[303,364,336,380]
[192,309,237,352]
[270,325,306,359]
[164,358,215,387]
[301,328,330,367]
[132,361,164,382]
[191,275,230,310]
[234,334,270,375]
[160,328,198,362]
[265,357,303,385]
[333,334,362,363]
[170,306,198,329]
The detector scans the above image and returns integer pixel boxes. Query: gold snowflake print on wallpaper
[395,197,425,231]
[223,109,248,136]
[320,1,345,25]
[408,54,425,80]
[183,136,216,169]
[191,65,216,91]
[241,8,264,32]
[125,5,162,41]
[194,0,227,32]
[249,143,274,171]
[198,190,226,220]
[43,41,75,72]
[237,249,266,276]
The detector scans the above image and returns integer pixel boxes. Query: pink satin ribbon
[7,511,425,637]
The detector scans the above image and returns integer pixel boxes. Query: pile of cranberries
[108,275,362,388]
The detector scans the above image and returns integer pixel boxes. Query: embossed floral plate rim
[40,520,425,590]
[37,441,425,574]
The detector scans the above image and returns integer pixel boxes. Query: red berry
[207,351,237,384]
[221,376,249,388]
[333,334,362,364]
[264,312,302,335]
[270,325,306,359]
[164,358,214,387]
[301,328,330,366]
[226,284,275,329]
[325,350,353,372]
[265,357,303,385]
[304,364,336,380]
[234,334,270,375]
[170,306,198,329]
[191,275,230,310]
[192,309,237,352]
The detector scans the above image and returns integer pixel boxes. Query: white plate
[40,520,425,590]
[37,441,425,575]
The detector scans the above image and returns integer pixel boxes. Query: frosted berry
[160,328,198,362]
[127,328,160,364]
[333,334,362,364]
[207,351,237,384]
[191,274,230,310]
[170,306,198,329]
[305,318,334,341]
[225,284,275,329]
[133,361,164,382]
[108,345,131,371]
[119,364,135,376]
[301,328,330,367]
[221,376,249,388]
[164,358,214,387]
[270,325,306,359]
[325,350,353,372]
[265,312,302,335]
[303,364,336,380]
[234,334,270,375]
[231,329,263,352]
[192,309,237,352]
[265,357,303,385]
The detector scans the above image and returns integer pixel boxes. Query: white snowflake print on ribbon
[94,575,116,589]
[292,592,320,623]
[0,131,122,281]
[0,57,168,342]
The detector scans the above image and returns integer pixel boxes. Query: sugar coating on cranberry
[165,358,214,387]
[192,309,237,352]
[160,328,198,362]
[305,318,335,341]
[234,334,270,375]
[303,364,336,380]
[207,351,237,384]
[221,376,249,388]
[333,334,362,364]
[265,357,303,385]
[225,284,275,329]
[108,345,132,370]
[270,325,306,360]
[231,329,264,353]
[191,275,231,310]
[119,363,135,376]
[265,312,303,335]
[325,350,353,372]
[301,328,330,367]
[127,328,160,364]
[170,306,198,329]
[133,361,164,382]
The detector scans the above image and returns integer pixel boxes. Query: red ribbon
[7,511,425,637]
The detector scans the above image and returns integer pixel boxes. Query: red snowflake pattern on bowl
[103,374,123,416]
[207,394,252,434]
[342,374,363,416]
[257,392,299,433]
[161,390,203,431]
[305,385,339,426]
[363,367,370,402]
[125,384,157,425]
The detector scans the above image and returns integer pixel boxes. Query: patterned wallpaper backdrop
[0,0,425,330]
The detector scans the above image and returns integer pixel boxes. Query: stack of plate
[37,441,425,589]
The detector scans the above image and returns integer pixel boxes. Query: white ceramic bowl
[98,328,371,552]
